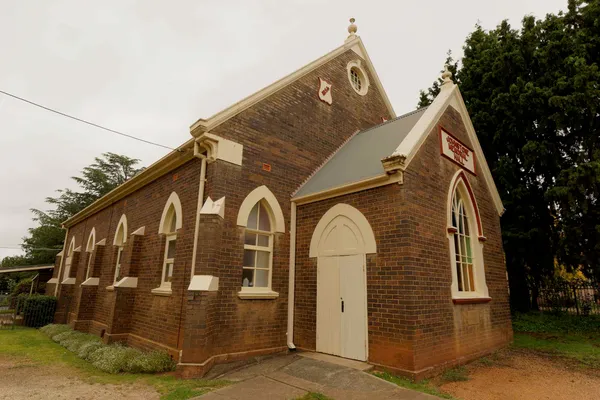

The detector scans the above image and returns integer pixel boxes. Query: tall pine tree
[419,0,600,310]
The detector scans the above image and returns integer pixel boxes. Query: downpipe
[287,201,297,350]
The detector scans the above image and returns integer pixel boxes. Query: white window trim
[113,214,128,246]
[85,228,96,280]
[446,173,489,300]
[153,195,182,296]
[108,215,127,291]
[154,233,176,295]
[158,192,183,234]
[236,185,285,233]
[347,60,369,96]
[85,253,93,280]
[113,246,123,285]
[63,256,73,282]
[62,237,76,281]
[238,199,279,300]
[240,228,274,293]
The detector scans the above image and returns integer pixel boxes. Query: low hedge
[21,295,56,328]
[40,324,175,374]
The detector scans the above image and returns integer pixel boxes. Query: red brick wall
[402,105,512,374]
[294,185,413,367]
[185,49,391,360]
[294,105,512,376]
[57,158,203,353]
[54,48,391,363]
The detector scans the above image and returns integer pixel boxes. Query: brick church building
[46,20,512,378]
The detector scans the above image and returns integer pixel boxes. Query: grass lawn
[373,371,458,399]
[374,312,600,399]
[0,327,229,400]
[512,312,600,368]
[295,393,334,400]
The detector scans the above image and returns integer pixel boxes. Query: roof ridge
[191,37,397,134]
[354,106,429,137]
[291,128,362,198]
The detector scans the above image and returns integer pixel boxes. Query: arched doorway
[309,204,376,361]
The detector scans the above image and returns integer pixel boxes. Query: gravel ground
[441,351,600,400]
[0,360,159,400]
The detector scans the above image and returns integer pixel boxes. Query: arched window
[452,191,475,292]
[242,201,273,290]
[447,172,489,299]
[85,228,96,280]
[155,192,182,293]
[112,214,128,286]
[161,205,178,287]
[63,237,76,281]
[236,186,283,298]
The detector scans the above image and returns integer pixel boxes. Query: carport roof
[294,107,427,198]
[0,264,54,274]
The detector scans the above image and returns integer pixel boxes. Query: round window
[347,61,369,95]
[350,68,362,91]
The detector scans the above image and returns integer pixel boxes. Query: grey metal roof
[294,108,427,198]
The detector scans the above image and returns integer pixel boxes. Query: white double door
[316,254,367,361]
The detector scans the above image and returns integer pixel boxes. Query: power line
[0,89,181,152]
[0,246,61,251]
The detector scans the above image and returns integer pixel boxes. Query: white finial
[347,18,357,38]
[442,64,453,85]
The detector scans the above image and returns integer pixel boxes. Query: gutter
[287,201,297,350]
[292,173,400,206]
[63,140,195,228]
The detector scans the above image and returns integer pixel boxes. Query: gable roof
[392,82,504,215]
[292,82,504,216]
[294,108,427,198]
[190,36,396,135]
[64,35,395,228]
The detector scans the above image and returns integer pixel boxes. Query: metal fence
[0,294,8,311]
[0,295,58,330]
[536,281,600,316]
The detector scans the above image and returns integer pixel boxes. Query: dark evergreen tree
[418,0,600,310]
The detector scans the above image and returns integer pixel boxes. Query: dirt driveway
[441,350,600,400]
[0,359,159,400]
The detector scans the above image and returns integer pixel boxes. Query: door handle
[341,299,344,313]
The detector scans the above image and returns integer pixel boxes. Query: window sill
[81,277,99,286]
[106,285,115,292]
[151,287,172,297]
[452,297,492,305]
[237,290,279,300]
[61,278,76,285]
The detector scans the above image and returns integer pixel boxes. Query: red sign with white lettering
[439,127,476,174]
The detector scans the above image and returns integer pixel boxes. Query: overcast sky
[0,0,567,261]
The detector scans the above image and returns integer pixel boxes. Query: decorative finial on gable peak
[441,64,453,85]
[347,18,357,38]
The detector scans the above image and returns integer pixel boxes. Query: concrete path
[196,352,440,400]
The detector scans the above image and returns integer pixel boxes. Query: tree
[417,50,459,108]
[1,153,143,266]
[418,0,600,310]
